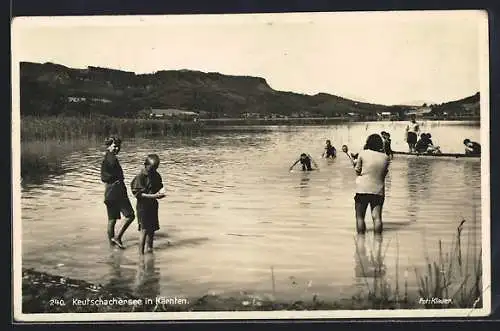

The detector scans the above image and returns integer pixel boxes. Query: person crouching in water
[322,140,337,158]
[290,153,318,171]
[463,138,481,155]
[380,131,394,159]
[353,134,390,234]
[131,154,166,255]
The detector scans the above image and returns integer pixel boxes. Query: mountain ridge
[19,61,479,119]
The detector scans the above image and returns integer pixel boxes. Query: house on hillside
[67,96,112,103]
[405,106,433,118]
[377,112,393,120]
[148,108,199,120]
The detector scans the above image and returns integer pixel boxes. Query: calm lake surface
[21,121,482,303]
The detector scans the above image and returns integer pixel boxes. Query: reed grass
[355,218,482,309]
[21,115,203,142]
[414,217,482,309]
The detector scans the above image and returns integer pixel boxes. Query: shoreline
[20,268,418,313]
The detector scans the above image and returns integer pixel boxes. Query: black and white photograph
[12,10,490,321]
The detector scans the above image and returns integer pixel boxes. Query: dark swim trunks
[354,193,385,208]
[407,132,417,144]
[104,181,135,220]
[105,198,135,220]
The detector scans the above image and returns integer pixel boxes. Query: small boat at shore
[393,151,480,158]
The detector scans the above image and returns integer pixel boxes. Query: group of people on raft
[405,114,481,155]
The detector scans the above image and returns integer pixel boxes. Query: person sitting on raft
[380,131,394,159]
[341,145,359,167]
[290,153,319,171]
[415,133,441,154]
[415,133,432,153]
[463,139,481,155]
[322,140,337,158]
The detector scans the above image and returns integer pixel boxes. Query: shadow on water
[154,236,210,251]
[382,221,416,232]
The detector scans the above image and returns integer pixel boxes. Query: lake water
[20,121,482,304]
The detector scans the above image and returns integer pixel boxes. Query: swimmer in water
[289,153,319,171]
[322,140,337,158]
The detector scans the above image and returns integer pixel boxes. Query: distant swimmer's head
[105,136,122,154]
[326,140,331,146]
[364,134,384,152]
[463,138,471,145]
[341,145,348,153]
[144,154,160,172]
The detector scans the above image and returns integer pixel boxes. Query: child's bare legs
[355,198,369,234]
[115,215,134,244]
[107,219,117,245]
[371,204,384,234]
[139,229,148,255]
[146,231,155,253]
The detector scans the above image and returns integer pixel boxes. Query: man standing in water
[405,115,420,153]
[100,137,135,249]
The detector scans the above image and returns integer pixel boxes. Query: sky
[12,11,488,106]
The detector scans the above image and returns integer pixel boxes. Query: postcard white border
[11,10,491,322]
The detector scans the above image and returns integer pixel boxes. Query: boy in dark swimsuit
[289,153,318,171]
[322,140,337,158]
[131,154,166,255]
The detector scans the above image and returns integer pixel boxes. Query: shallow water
[21,121,482,303]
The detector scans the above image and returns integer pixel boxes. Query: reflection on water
[134,255,161,299]
[20,122,482,302]
[354,234,386,279]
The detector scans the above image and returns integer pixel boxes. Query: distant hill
[429,92,480,117]
[18,62,479,119]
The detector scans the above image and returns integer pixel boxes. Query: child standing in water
[131,154,166,255]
